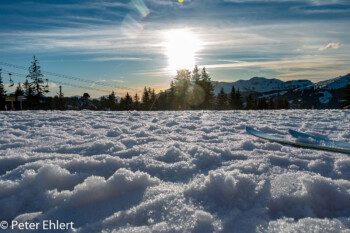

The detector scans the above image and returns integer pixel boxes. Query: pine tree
[257,97,268,110]
[174,69,191,110]
[15,82,24,97]
[343,84,350,108]
[198,67,215,109]
[108,91,118,110]
[168,81,176,110]
[216,87,228,110]
[235,89,243,109]
[245,94,256,110]
[142,87,151,110]
[268,98,275,109]
[120,92,133,110]
[134,93,141,110]
[0,69,6,110]
[191,65,200,84]
[26,56,48,109]
[228,86,236,109]
[149,88,156,110]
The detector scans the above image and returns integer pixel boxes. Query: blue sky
[0,0,349,97]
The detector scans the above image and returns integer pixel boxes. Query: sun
[163,29,202,75]
[178,0,184,2]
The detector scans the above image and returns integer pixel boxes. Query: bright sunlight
[163,29,202,75]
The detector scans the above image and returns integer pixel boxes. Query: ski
[289,129,350,149]
[246,126,350,154]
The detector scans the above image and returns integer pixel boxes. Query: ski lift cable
[0,61,137,91]
[4,71,112,94]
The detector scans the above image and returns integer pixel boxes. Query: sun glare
[164,29,201,75]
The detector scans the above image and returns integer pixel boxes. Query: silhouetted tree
[26,56,49,109]
[0,69,6,110]
[245,94,257,110]
[174,69,191,110]
[142,87,151,110]
[257,97,268,110]
[268,98,275,109]
[276,98,290,109]
[134,93,141,110]
[108,91,118,110]
[15,82,24,97]
[198,67,215,109]
[235,89,243,109]
[216,87,228,110]
[343,84,350,108]
[120,92,133,110]
[191,65,200,83]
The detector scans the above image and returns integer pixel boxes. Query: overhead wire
[0,61,137,92]
[3,70,113,94]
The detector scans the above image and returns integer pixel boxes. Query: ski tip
[246,126,256,134]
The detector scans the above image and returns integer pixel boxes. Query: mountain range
[212,73,350,109]
[212,73,350,94]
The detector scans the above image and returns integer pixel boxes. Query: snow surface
[1,110,350,233]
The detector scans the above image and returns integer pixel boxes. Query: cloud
[319,42,340,51]
[113,80,125,83]
[91,56,152,62]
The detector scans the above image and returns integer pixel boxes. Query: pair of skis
[246,127,350,154]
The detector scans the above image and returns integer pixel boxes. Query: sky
[0,0,349,97]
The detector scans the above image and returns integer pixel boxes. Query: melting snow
[1,110,350,232]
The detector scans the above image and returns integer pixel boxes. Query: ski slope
[1,110,350,232]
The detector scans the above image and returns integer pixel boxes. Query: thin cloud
[112,80,125,83]
[319,42,340,51]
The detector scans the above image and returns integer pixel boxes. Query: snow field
[1,110,350,232]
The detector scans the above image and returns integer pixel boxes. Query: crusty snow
[1,110,350,232]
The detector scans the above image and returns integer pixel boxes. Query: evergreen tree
[142,87,151,110]
[235,89,243,109]
[228,86,236,109]
[343,84,350,108]
[257,97,268,110]
[149,88,156,110]
[0,69,6,110]
[174,69,191,110]
[157,91,168,110]
[120,92,133,110]
[268,98,275,109]
[198,67,215,109]
[245,94,257,110]
[15,82,24,97]
[23,78,34,109]
[108,91,118,110]
[134,93,141,110]
[26,56,48,109]
[276,98,290,109]
[216,87,228,110]
[191,65,200,84]
[168,81,176,110]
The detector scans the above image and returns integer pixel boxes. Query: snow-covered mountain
[212,73,350,94]
[314,73,350,90]
[212,77,313,94]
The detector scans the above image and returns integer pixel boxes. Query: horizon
[1,0,350,97]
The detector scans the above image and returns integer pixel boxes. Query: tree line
[0,56,316,111]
